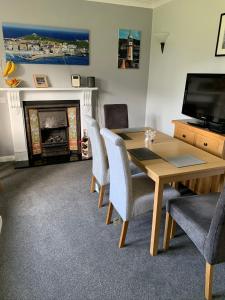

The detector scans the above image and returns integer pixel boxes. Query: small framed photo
[33,74,48,88]
[215,13,225,56]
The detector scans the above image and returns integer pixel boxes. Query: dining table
[115,128,225,256]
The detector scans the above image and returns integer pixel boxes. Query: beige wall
[145,0,225,135]
[0,0,152,157]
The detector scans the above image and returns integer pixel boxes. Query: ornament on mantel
[1,60,21,88]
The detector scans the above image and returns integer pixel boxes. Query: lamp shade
[154,32,170,43]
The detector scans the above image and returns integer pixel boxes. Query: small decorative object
[81,129,92,159]
[2,23,89,65]
[87,76,95,87]
[1,60,21,87]
[71,75,81,88]
[145,129,156,147]
[118,29,141,69]
[33,74,48,88]
[215,13,225,56]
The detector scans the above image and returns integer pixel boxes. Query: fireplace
[24,100,81,166]
[1,87,97,166]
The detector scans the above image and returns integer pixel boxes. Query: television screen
[182,74,225,124]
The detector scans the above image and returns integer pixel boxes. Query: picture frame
[33,74,48,88]
[2,23,89,65]
[118,29,141,69]
[215,13,225,56]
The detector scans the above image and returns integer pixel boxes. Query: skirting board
[0,155,15,162]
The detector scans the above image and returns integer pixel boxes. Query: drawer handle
[182,134,186,138]
[204,142,208,147]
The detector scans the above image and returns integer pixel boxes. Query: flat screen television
[182,74,225,129]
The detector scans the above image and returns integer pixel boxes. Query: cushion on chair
[167,193,220,254]
[132,173,180,217]
[129,161,142,175]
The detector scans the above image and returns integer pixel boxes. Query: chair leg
[106,202,113,225]
[90,175,96,193]
[119,221,129,248]
[205,262,214,300]
[98,185,106,208]
[170,219,177,240]
[163,212,173,250]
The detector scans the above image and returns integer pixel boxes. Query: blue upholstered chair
[85,115,141,208]
[100,128,180,248]
[163,191,225,300]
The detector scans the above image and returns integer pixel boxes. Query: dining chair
[100,128,180,248]
[104,104,128,129]
[85,115,141,208]
[163,190,225,300]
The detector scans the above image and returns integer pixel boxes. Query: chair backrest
[84,115,108,186]
[204,187,225,265]
[100,128,132,221]
[104,104,129,129]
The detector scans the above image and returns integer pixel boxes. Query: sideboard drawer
[174,127,195,144]
[195,134,221,157]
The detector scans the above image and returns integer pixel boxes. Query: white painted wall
[0,0,152,157]
[145,0,225,136]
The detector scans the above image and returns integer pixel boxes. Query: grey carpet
[0,161,224,300]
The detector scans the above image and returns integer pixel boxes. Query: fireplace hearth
[24,100,81,166]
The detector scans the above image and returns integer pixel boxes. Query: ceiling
[85,0,173,9]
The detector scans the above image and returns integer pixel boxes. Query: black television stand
[187,120,225,134]
[187,120,208,129]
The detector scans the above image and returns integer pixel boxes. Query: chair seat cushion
[132,173,180,217]
[129,161,142,175]
[167,193,220,254]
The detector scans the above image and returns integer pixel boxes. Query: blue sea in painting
[6,54,89,65]
[2,23,90,65]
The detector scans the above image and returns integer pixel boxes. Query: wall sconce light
[154,32,170,53]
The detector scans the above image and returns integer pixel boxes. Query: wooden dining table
[115,128,225,256]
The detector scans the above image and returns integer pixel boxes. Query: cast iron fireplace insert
[23,100,81,167]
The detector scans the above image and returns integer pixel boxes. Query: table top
[116,129,225,183]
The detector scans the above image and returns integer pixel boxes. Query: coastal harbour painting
[118,29,141,69]
[2,23,89,65]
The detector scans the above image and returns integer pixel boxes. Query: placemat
[117,133,132,140]
[165,155,205,168]
[128,148,161,161]
[118,127,146,133]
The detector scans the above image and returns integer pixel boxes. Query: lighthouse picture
[118,29,141,69]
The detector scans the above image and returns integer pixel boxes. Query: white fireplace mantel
[0,87,98,162]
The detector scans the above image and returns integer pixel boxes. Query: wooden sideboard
[172,119,225,193]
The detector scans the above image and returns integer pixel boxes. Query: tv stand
[172,119,225,194]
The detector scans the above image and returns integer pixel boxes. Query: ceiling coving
[85,0,173,9]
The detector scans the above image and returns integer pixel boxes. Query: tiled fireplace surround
[0,87,98,165]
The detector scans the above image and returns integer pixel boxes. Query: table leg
[218,173,225,192]
[150,180,164,256]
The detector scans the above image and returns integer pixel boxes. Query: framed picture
[215,13,225,56]
[118,29,141,69]
[2,23,89,65]
[33,74,48,88]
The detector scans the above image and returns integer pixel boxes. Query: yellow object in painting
[5,78,21,88]
[3,61,16,77]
